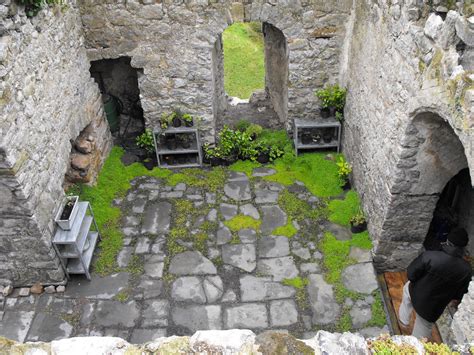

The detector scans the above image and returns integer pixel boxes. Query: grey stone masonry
[79,0,353,140]
[0,2,112,286]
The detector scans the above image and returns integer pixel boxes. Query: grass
[223,22,265,99]
[272,218,298,237]
[166,167,227,193]
[282,277,308,289]
[319,231,373,303]
[328,190,360,226]
[229,160,261,177]
[367,292,387,327]
[278,189,327,222]
[266,153,344,197]
[75,146,171,275]
[224,214,261,232]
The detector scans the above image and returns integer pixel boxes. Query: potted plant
[164,134,177,150]
[312,132,322,144]
[315,84,347,118]
[302,131,313,145]
[170,111,182,128]
[177,134,191,149]
[204,144,221,166]
[245,123,263,140]
[336,157,352,190]
[350,209,367,233]
[182,114,194,127]
[315,87,332,118]
[55,195,80,230]
[136,128,155,155]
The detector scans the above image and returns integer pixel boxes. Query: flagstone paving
[0,167,389,343]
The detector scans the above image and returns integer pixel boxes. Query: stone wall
[79,0,353,141]
[1,329,472,354]
[0,1,111,286]
[343,0,474,271]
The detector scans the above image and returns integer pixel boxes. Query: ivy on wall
[15,0,64,17]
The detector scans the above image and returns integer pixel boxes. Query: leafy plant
[367,334,418,354]
[235,119,251,132]
[135,128,155,154]
[245,123,263,138]
[182,113,194,126]
[336,157,352,182]
[350,209,366,226]
[335,111,344,122]
[315,84,347,112]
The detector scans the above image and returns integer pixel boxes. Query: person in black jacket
[398,227,472,339]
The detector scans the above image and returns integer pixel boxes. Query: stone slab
[95,300,140,328]
[222,244,256,272]
[141,299,170,327]
[341,263,378,294]
[225,303,268,329]
[141,201,172,235]
[239,204,260,219]
[349,247,372,263]
[240,275,295,302]
[238,229,257,243]
[0,311,34,342]
[261,206,286,234]
[258,236,290,258]
[254,189,279,204]
[257,257,298,281]
[26,312,73,341]
[130,328,167,344]
[171,277,206,303]
[224,180,251,202]
[169,251,217,275]
[307,274,341,325]
[64,273,129,300]
[172,305,222,333]
[252,167,276,177]
[219,203,238,220]
[270,300,298,327]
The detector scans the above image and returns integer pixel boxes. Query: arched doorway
[373,112,472,271]
[212,22,289,131]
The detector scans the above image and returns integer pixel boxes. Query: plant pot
[179,138,191,149]
[342,179,351,191]
[350,221,367,233]
[184,120,194,127]
[257,153,270,164]
[320,107,331,118]
[144,159,154,170]
[323,134,333,143]
[312,135,322,144]
[302,133,312,145]
[209,157,222,166]
[55,195,79,230]
[329,107,336,117]
[165,136,177,150]
[172,117,182,128]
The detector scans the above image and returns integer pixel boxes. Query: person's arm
[453,273,472,302]
[407,253,427,282]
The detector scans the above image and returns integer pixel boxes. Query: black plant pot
[350,222,367,234]
[172,117,182,128]
[165,137,177,150]
[302,133,312,145]
[257,153,270,164]
[329,107,336,117]
[320,107,331,118]
[180,138,191,149]
[209,157,222,166]
[184,120,193,127]
[323,134,333,143]
[342,179,351,191]
[144,160,154,170]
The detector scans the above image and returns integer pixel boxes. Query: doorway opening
[424,168,473,254]
[213,22,289,131]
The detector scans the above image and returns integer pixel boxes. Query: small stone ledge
[1,330,472,354]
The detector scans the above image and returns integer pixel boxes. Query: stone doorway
[373,111,472,272]
[212,22,289,131]
[424,168,473,255]
[90,57,144,139]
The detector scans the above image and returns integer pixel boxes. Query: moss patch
[266,153,343,197]
[166,167,226,193]
[282,276,308,289]
[229,160,261,177]
[224,214,261,232]
[278,189,327,222]
[367,292,387,327]
[272,219,298,237]
[328,190,360,226]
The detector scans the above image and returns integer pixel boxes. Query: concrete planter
[54,195,79,231]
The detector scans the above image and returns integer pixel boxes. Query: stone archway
[212,22,289,131]
[373,112,472,271]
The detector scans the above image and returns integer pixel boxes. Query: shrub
[16,0,64,17]
[336,157,352,183]
[315,84,347,112]
[245,123,263,138]
[135,128,155,154]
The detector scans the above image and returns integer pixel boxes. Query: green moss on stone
[282,276,308,289]
[328,190,361,226]
[229,160,261,177]
[272,219,298,237]
[224,214,261,232]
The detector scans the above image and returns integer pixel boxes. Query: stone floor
[0,167,389,344]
